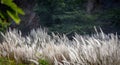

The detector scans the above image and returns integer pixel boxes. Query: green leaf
[1,0,13,4]
[1,0,25,15]
[15,6,25,15]
[0,11,5,19]
[7,10,21,24]
[8,3,25,15]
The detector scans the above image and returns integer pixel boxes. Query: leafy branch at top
[0,0,25,31]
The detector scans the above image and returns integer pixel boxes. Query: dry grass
[0,28,120,65]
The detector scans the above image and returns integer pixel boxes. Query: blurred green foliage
[38,59,49,65]
[48,11,97,34]
[35,0,120,35]
[100,8,120,28]
[0,0,24,32]
[35,0,65,26]
[0,57,26,65]
[0,57,50,65]
[35,0,95,34]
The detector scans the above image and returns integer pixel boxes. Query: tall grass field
[0,28,120,65]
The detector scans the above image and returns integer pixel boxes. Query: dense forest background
[2,0,120,37]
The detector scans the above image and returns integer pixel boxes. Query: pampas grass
[0,28,120,65]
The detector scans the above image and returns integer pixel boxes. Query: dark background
[12,0,120,37]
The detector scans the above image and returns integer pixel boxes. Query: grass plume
[0,28,120,65]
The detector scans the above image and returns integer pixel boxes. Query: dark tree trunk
[86,0,95,14]
[86,0,101,14]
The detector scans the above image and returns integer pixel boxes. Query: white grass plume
[0,28,120,65]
